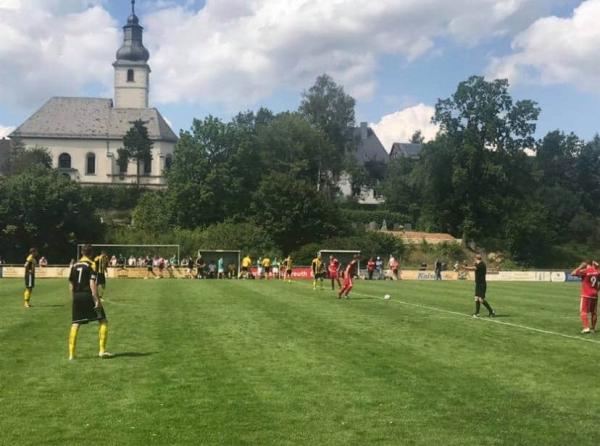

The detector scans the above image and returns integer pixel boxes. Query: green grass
[0,278,597,445]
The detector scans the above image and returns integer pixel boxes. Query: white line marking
[350,290,600,345]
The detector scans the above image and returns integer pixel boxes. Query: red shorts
[580,297,598,313]
[329,271,338,279]
[343,275,353,289]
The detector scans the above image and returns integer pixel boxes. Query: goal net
[318,249,361,275]
[196,250,241,278]
[76,244,181,267]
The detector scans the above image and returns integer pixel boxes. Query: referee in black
[467,254,496,318]
[68,244,112,360]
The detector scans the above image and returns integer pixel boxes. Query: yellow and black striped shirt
[94,254,108,275]
[24,254,35,274]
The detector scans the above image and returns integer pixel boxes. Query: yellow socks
[99,322,108,355]
[68,325,79,360]
[23,289,31,306]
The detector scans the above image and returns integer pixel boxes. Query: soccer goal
[76,244,181,266]
[196,249,241,278]
[319,249,362,274]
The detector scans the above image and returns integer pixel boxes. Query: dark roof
[390,142,423,158]
[11,97,177,142]
[354,123,389,165]
[0,138,11,174]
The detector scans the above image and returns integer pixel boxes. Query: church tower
[113,0,150,109]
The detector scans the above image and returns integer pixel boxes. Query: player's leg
[68,323,80,360]
[580,297,591,333]
[481,298,495,317]
[473,296,481,317]
[24,272,34,307]
[98,319,112,358]
[24,287,32,307]
[591,299,598,332]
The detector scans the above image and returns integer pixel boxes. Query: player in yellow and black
[23,248,38,308]
[94,250,109,300]
[68,244,112,360]
[311,254,325,290]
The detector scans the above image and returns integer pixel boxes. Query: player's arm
[571,262,587,276]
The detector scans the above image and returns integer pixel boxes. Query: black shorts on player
[25,272,35,289]
[475,283,486,299]
[96,273,106,286]
[72,291,107,324]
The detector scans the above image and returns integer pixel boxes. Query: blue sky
[0,0,598,150]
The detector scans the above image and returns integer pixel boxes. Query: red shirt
[329,259,340,274]
[575,266,600,298]
[345,260,358,277]
[367,260,375,271]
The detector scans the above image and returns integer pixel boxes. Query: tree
[299,74,356,158]
[431,76,540,242]
[1,139,52,175]
[119,120,154,186]
[410,130,425,144]
[251,172,342,253]
[0,168,103,262]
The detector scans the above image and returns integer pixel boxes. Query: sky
[0,0,598,151]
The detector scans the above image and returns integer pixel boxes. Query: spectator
[375,256,383,280]
[128,255,136,267]
[196,255,205,279]
[207,261,217,279]
[217,257,225,279]
[367,257,376,280]
[227,263,237,279]
[435,259,443,280]
[110,255,118,267]
[39,256,48,267]
[389,255,400,280]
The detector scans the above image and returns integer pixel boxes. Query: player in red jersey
[571,260,600,334]
[338,255,359,299]
[328,255,342,290]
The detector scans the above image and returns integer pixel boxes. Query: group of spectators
[365,255,401,280]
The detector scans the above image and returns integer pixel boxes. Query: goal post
[76,244,180,265]
[196,249,241,277]
[318,249,362,274]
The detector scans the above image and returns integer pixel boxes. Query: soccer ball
[384,294,391,300]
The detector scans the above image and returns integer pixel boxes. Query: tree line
[1,74,598,266]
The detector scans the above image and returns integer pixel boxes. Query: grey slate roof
[390,142,423,159]
[11,97,178,142]
[354,123,389,165]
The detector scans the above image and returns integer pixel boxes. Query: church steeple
[113,0,151,109]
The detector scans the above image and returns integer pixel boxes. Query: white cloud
[144,0,563,108]
[487,0,600,90]
[0,125,15,138]
[0,0,566,111]
[0,2,118,109]
[371,104,438,152]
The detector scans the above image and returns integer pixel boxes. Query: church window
[127,69,135,82]
[86,153,96,175]
[165,154,173,170]
[58,153,71,169]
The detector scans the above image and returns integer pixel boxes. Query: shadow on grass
[111,352,155,358]
[34,304,66,308]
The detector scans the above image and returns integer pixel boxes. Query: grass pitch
[1,278,598,445]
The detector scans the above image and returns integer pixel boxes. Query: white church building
[10,2,177,186]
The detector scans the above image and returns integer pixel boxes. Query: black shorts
[264,266,271,273]
[313,271,324,279]
[286,269,292,275]
[147,266,153,272]
[96,273,106,286]
[242,266,248,272]
[25,272,35,289]
[72,292,107,324]
[475,283,487,299]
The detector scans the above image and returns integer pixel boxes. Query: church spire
[115,0,149,62]
[113,0,150,109]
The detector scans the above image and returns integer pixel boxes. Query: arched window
[58,153,71,169]
[165,154,173,171]
[143,158,152,175]
[86,153,96,175]
[127,69,135,82]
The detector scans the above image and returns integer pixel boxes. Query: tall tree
[119,120,154,187]
[299,74,356,158]
[431,76,540,242]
